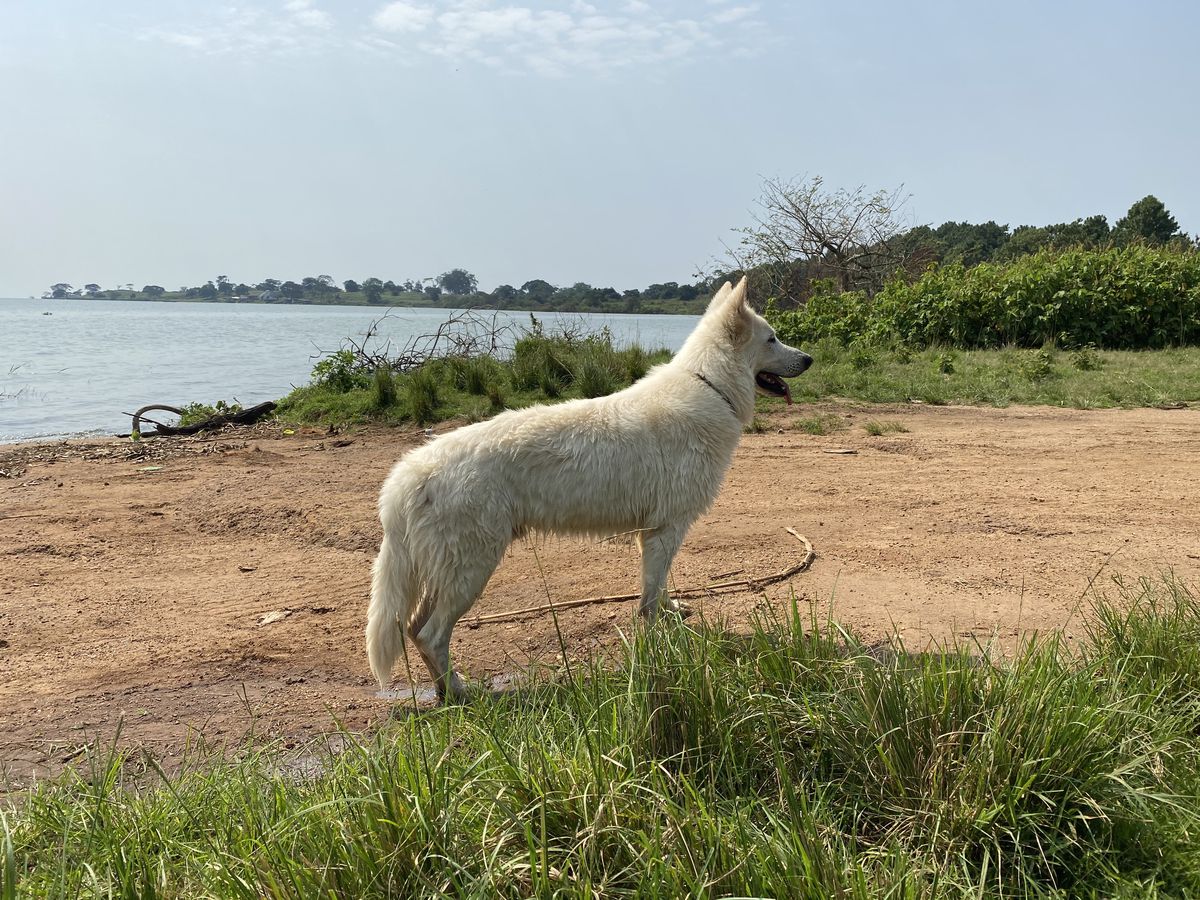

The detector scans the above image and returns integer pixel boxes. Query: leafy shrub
[310,349,367,392]
[768,246,1200,350]
[1071,344,1103,371]
[1020,348,1056,381]
[935,351,956,374]
[770,280,873,346]
[848,341,879,370]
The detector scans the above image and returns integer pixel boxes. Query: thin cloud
[138,1,763,71]
[371,1,764,75]
[285,0,333,30]
[372,2,436,33]
[139,2,337,55]
[710,4,757,25]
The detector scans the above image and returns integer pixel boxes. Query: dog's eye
[767,335,777,344]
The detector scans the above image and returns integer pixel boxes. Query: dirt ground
[2,403,1198,785]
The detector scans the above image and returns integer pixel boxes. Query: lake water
[0,298,699,443]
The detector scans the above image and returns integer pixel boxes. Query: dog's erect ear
[705,280,734,314]
[721,276,754,342]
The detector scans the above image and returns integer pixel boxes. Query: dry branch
[127,401,277,437]
[466,529,815,626]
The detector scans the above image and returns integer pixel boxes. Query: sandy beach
[3,403,1198,784]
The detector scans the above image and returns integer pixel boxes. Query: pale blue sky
[2,1,1196,296]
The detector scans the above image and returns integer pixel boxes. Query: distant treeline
[43,272,714,315]
[44,194,1194,316]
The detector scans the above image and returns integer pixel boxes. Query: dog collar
[692,372,740,420]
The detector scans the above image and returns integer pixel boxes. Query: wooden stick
[466,529,815,626]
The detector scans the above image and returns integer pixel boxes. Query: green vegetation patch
[770,245,1200,350]
[4,576,1200,897]
[778,339,1200,409]
[276,322,671,430]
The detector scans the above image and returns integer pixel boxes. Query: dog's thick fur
[366,277,812,701]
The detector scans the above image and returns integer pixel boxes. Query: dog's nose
[797,352,813,373]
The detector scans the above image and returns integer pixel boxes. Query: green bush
[1071,343,1103,371]
[767,280,872,346]
[770,245,1200,349]
[310,348,368,392]
[1019,348,1056,381]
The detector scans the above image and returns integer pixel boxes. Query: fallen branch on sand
[126,401,277,438]
[466,528,815,627]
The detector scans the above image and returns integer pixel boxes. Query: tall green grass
[276,327,672,429]
[4,578,1199,897]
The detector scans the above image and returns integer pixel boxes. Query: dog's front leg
[637,526,687,620]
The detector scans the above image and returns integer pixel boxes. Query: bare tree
[732,175,914,304]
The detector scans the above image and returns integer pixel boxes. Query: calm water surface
[0,298,699,442]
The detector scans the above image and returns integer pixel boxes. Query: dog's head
[706,277,812,404]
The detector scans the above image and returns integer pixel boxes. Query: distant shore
[29,292,709,315]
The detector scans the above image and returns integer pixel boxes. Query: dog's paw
[663,599,695,619]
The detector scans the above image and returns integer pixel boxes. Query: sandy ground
[2,403,1198,784]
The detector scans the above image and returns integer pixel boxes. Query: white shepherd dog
[366,277,812,702]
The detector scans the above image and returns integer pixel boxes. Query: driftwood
[127,401,277,437]
[466,529,815,627]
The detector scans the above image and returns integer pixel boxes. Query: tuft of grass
[3,577,1199,897]
[864,420,909,436]
[576,362,617,399]
[619,345,652,382]
[485,381,507,411]
[402,367,440,424]
[795,411,847,435]
[369,367,398,409]
[743,416,766,434]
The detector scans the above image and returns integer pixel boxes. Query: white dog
[366,277,812,702]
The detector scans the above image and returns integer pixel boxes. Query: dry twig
[466,529,815,626]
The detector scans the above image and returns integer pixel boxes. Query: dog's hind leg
[410,546,504,704]
[637,524,688,620]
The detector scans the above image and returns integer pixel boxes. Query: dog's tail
[366,500,421,689]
